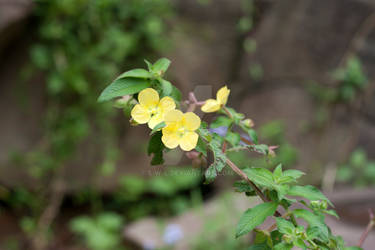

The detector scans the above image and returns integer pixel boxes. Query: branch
[226,158,282,217]
[358,209,375,248]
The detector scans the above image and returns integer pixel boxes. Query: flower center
[149,106,160,116]
[177,126,187,138]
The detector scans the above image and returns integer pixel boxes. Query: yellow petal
[158,96,176,112]
[164,109,183,125]
[201,99,221,113]
[216,86,230,105]
[138,88,159,108]
[161,129,180,149]
[148,113,164,129]
[180,132,199,151]
[131,104,150,124]
[182,112,201,131]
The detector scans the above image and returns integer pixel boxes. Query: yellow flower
[131,88,176,129]
[162,110,201,151]
[201,86,230,113]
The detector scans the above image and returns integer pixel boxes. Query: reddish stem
[358,209,375,247]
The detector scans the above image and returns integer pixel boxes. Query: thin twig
[226,158,282,217]
[186,94,281,217]
[358,209,375,248]
[31,170,66,250]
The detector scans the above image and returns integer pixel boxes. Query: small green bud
[282,234,293,244]
[242,118,254,128]
[311,200,320,209]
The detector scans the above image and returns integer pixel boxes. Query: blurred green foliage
[24,0,172,178]
[228,120,298,170]
[70,212,124,250]
[111,167,203,219]
[337,148,375,187]
[8,0,173,246]
[308,57,367,105]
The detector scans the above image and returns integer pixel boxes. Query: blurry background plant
[8,0,174,248]
[336,148,375,188]
[70,212,124,250]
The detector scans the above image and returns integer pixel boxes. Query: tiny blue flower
[209,126,228,137]
[163,224,183,245]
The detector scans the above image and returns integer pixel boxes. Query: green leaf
[283,169,305,180]
[292,209,329,242]
[170,85,182,102]
[248,243,272,250]
[234,180,254,193]
[147,131,164,165]
[273,164,283,179]
[274,242,293,250]
[244,168,274,189]
[324,209,339,219]
[248,144,269,155]
[287,185,332,206]
[211,116,233,128]
[306,226,322,240]
[159,79,173,96]
[275,218,295,234]
[98,78,151,102]
[236,202,278,238]
[195,137,207,157]
[248,129,258,144]
[144,59,153,71]
[150,122,166,135]
[225,131,241,146]
[204,165,217,184]
[209,139,227,173]
[153,58,171,75]
[116,69,151,79]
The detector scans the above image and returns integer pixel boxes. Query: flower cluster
[130,86,230,151]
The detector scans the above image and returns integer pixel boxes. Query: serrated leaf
[292,209,329,242]
[275,217,295,234]
[116,69,151,79]
[306,226,322,240]
[209,139,227,173]
[287,185,332,206]
[204,165,217,184]
[244,167,274,189]
[283,169,305,180]
[234,180,253,193]
[195,137,207,157]
[98,78,151,102]
[236,202,278,238]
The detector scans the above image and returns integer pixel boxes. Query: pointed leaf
[98,78,151,102]
[116,69,151,79]
[287,185,332,206]
[153,58,171,74]
[236,202,278,238]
